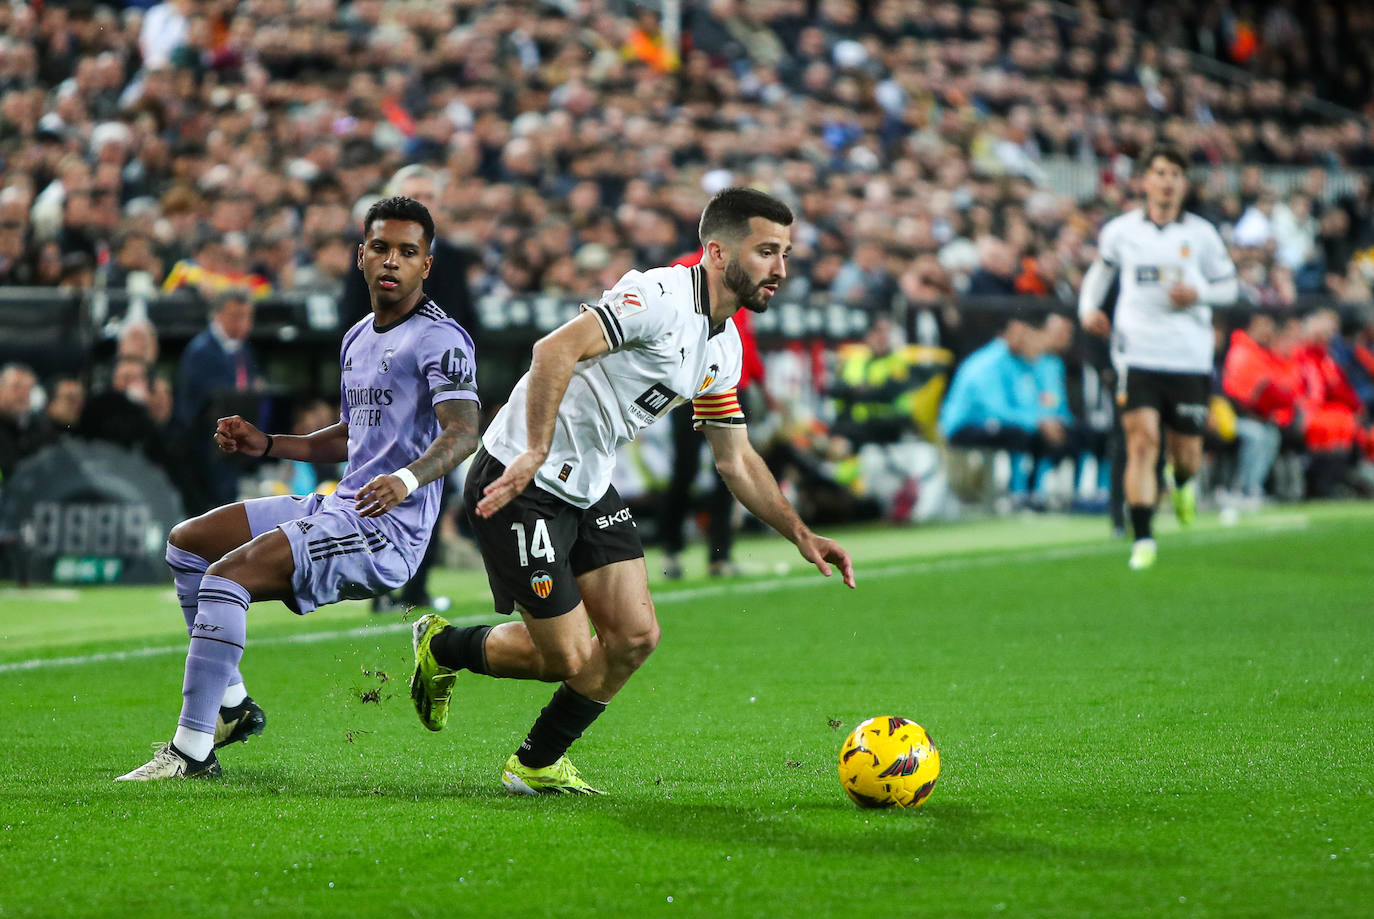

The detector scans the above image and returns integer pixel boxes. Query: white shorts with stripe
[242,493,415,614]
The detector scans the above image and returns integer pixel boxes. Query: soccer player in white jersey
[1078,144,1238,570]
[117,197,481,780]
[410,187,857,794]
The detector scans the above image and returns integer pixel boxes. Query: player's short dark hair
[1138,143,1188,174]
[698,187,793,247]
[363,195,435,249]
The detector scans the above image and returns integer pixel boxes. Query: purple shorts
[243,493,416,614]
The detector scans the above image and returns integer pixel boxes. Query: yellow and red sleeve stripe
[692,388,745,428]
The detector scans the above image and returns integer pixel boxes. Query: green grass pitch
[2,504,1372,918]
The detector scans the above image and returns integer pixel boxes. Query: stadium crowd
[3,0,1374,531]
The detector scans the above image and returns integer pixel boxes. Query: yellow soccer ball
[838,716,940,809]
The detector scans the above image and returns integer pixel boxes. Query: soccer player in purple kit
[117,196,481,780]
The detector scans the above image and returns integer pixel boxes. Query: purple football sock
[166,543,244,692]
[177,575,249,735]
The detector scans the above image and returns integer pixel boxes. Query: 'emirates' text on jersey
[1098,210,1236,374]
[483,263,743,508]
[333,299,479,551]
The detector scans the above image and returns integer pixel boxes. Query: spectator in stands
[966,236,1020,297]
[939,313,1068,505]
[290,232,354,297]
[0,362,36,485]
[1292,308,1370,497]
[162,230,271,302]
[138,0,192,71]
[1272,192,1321,291]
[153,185,201,268]
[1330,308,1374,414]
[1221,312,1289,505]
[174,288,258,512]
[829,317,915,447]
[116,318,159,366]
[31,241,63,287]
[77,356,164,457]
[26,374,84,454]
[1030,314,1088,507]
[0,211,32,285]
[106,230,163,291]
[830,239,895,305]
[57,251,95,290]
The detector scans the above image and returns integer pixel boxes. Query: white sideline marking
[0,514,1309,676]
[0,587,80,602]
[0,612,491,676]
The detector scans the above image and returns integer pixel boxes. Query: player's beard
[724,258,775,313]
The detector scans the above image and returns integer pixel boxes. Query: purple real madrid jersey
[324,299,478,553]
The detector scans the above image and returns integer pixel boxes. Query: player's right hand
[1082,310,1111,337]
[796,533,857,589]
[214,415,269,456]
[475,449,543,518]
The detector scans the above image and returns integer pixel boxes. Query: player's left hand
[1168,282,1198,308]
[355,474,409,518]
[797,533,856,589]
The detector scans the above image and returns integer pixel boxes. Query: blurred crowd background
[2,0,1374,582]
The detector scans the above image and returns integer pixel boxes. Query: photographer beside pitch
[410,187,856,795]
[117,197,481,781]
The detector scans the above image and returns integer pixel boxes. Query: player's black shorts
[463,447,644,619]
[1118,367,1211,436]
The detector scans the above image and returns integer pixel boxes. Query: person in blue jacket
[939,312,1072,503]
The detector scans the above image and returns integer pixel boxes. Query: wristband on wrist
[263,433,274,457]
[393,467,420,497]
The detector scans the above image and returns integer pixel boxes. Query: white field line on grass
[0,513,1309,676]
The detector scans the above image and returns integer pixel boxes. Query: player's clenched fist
[214,415,269,456]
[1081,309,1111,338]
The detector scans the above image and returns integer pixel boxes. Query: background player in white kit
[410,188,856,795]
[117,197,481,780]
[1078,145,1238,570]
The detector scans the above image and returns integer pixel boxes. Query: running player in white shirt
[409,188,856,794]
[1078,144,1238,569]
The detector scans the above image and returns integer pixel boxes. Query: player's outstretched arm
[214,415,349,463]
[356,399,480,518]
[704,424,856,589]
[476,312,609,518]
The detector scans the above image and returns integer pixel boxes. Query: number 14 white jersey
[482,263,744,509]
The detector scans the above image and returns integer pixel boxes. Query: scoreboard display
[0,440,184,584]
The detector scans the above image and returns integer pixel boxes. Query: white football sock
[172,726,214,762]
[221,682,247,708]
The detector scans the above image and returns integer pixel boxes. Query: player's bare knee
[1127,436,1158,460]
[167,519,199,554]
[628,619,661,664]
[539,647,587,682]
[204,553,244,581]
[602,620,660,670]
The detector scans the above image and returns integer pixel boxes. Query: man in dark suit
[175,288,259,513]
